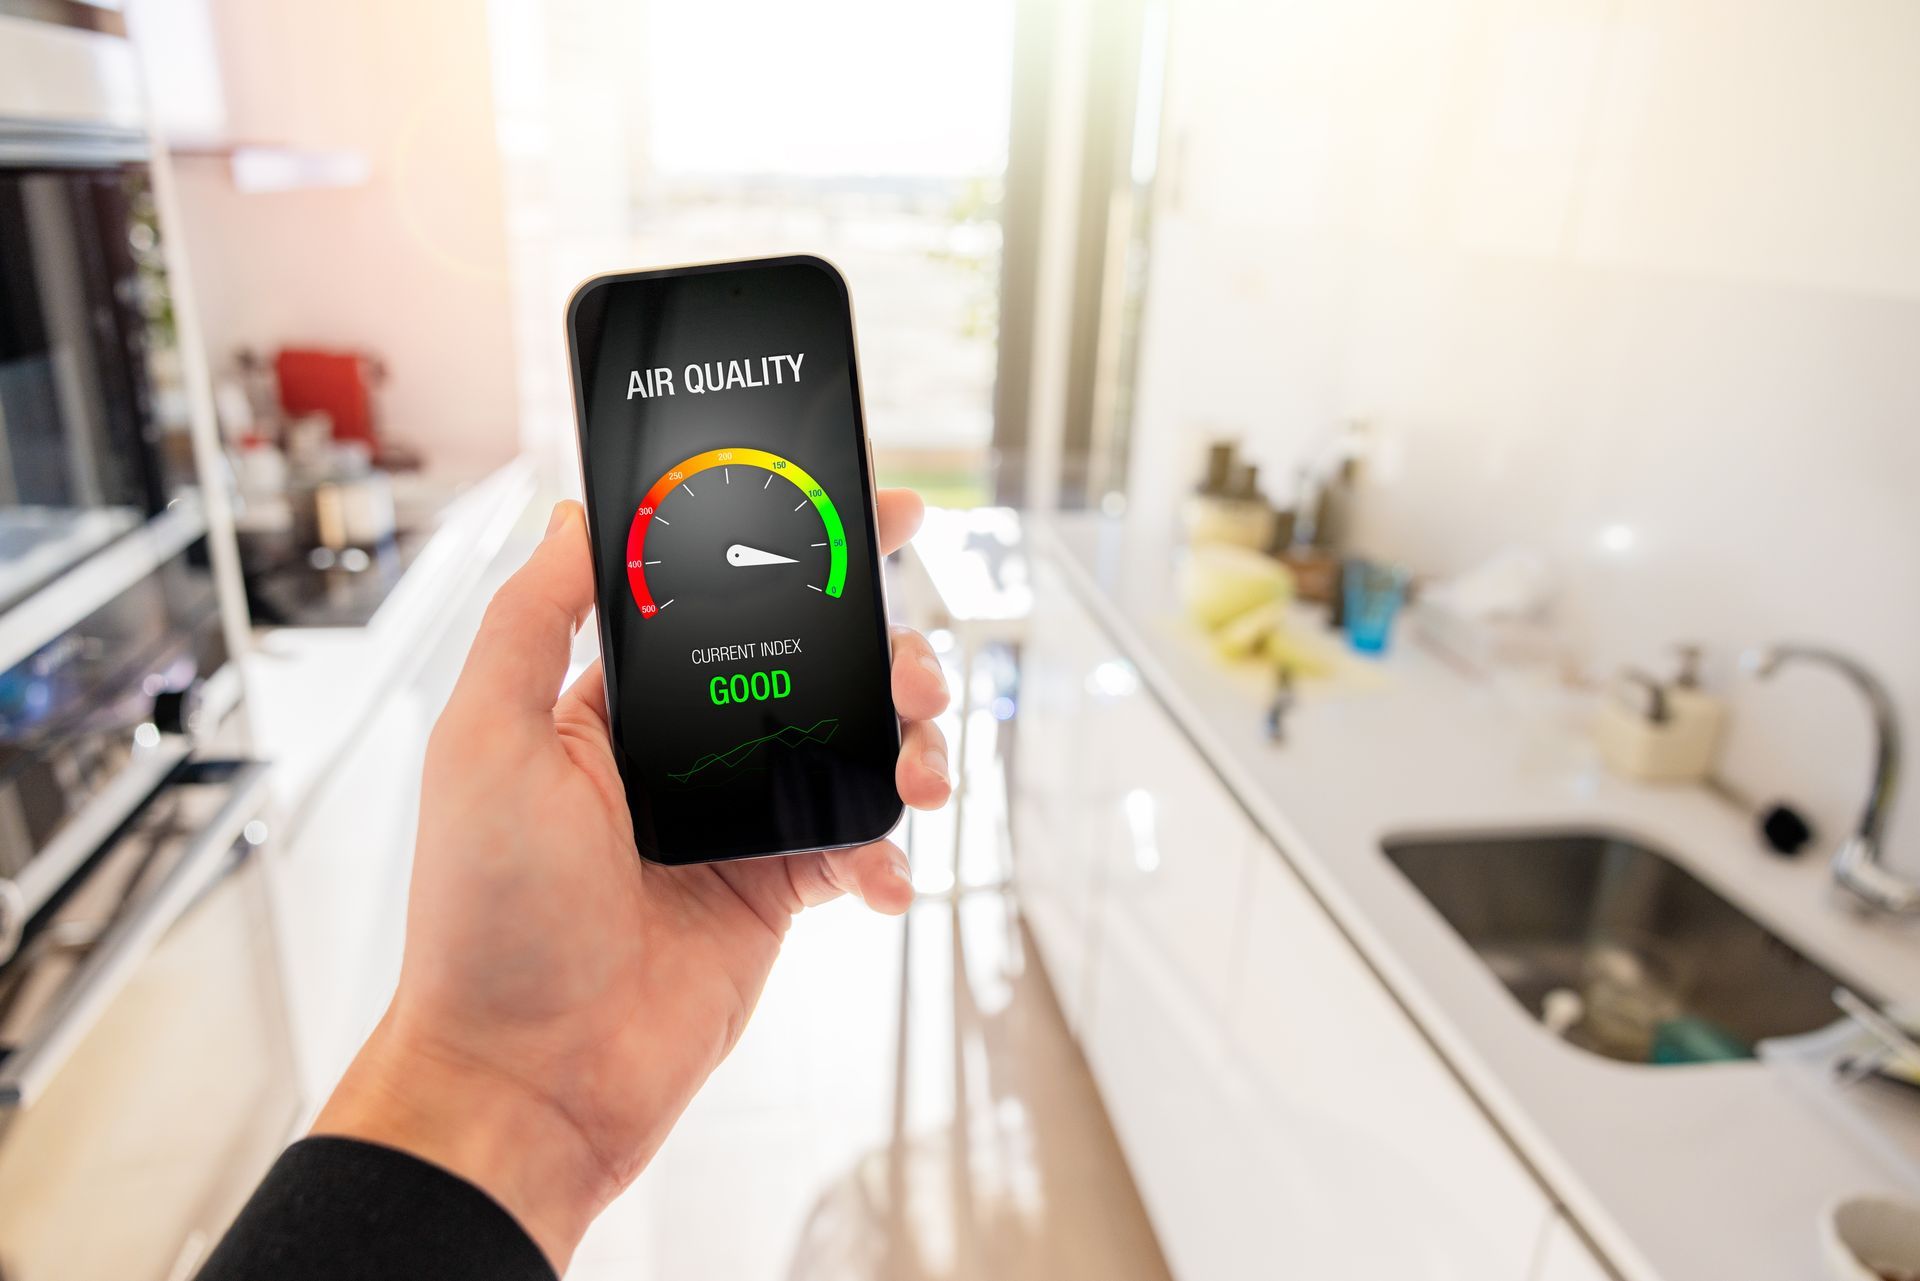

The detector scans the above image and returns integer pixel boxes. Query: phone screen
[567,257,902,864]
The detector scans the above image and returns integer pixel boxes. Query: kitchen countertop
[243,457,537,834]
[1041,512,1920,1281]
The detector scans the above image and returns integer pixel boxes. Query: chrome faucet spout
[1745,644,1914,914]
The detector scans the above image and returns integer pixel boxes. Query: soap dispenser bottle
[1594,644,1728,783]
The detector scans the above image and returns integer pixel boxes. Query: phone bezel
[563,254,903,865]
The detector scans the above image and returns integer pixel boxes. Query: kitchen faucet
[1745,645,1917,914]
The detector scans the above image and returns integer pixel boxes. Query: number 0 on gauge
[625,447,848,617]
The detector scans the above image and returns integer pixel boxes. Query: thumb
[449,501,595,721]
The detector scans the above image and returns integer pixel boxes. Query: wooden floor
[568,659,1172,1281]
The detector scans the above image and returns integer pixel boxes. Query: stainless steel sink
[1383,830,1854,1065]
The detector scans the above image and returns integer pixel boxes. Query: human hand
[313,492,950,1269]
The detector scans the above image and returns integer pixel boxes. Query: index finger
[876,488,923,557]
[449,502,592,722]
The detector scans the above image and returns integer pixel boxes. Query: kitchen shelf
[169,142,370,194]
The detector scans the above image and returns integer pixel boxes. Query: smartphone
[565,256,902,865]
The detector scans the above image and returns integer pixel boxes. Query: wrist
[312,1011,615,1271]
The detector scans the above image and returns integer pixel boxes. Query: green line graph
[667,718,841,784]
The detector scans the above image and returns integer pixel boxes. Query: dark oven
[0,11,301,1280]
[0,758,292,1281]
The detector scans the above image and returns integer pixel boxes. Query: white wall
[1127,0,1920,874]
[136,0,521,477]
[483,0,654,491]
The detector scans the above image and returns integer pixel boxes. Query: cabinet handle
[0,761,271,1110]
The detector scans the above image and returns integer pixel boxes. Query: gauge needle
[726,543,798,567]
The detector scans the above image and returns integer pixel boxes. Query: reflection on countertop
[238,468,504,631]
[243,529,430,629]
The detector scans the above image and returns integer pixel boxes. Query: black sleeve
[196,1136,558,1281]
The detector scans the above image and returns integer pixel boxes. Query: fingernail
[545,502,571,537]
[919,653,948,689]
[890,855,914,884]
[923,749,949,782]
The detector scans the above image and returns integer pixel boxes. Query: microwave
[0,145,200,612]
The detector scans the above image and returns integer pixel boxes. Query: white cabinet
[1090,695,1255,1023]
[267,688,429,1101]
[1012,547,1559,1281]
[1010,559,1113,1031]
[1073,671,1264,1278]
[1084,898,1277,1281]
[1013,557,1256,1033]
[1229,843,1551,1280]
[1533,1213,1617,1281]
